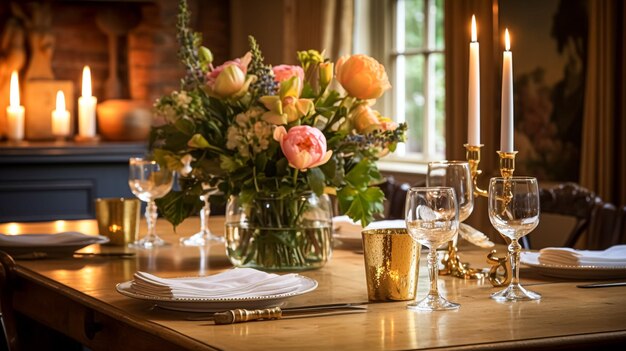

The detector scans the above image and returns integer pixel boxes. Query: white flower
[180,154,194,176]
[174,91,192,108]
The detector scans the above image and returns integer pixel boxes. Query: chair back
[525,183,600,249]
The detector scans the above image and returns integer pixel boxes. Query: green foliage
[150,1,408,229]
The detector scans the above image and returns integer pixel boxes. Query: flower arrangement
[151,0,406,239]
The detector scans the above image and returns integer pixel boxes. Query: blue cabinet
[0,141,147,222]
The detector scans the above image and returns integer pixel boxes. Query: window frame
[355,0,445,171]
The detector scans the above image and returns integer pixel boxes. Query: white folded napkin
[332,215,363,236]
[333,216,407,234]
[539,245,626,267]
[130,268,305,299]
[364,219,406,230]
[0,232,108,247]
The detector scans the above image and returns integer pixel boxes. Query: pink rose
[273,126,332,171]
[206,52,255,98]
[273,65,305,95]
[336,54,391,100]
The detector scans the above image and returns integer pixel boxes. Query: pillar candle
[6,71,24,141]
[500,29,514,152]
[52,90,70,137]
[78,66,97,138]
[468,15,480,145]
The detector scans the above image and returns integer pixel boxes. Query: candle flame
[505,28,511,51]
[82,66,92,97]
[471,15,477,42]
[9,71,19,107]
[56,90,66,112]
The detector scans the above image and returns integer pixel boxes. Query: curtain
[289,0,354,62]
[580,0,626,208]
[445,0,500,239]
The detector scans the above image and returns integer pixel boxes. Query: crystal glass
[180,184,224,246]
[427,161,474,235]
[405,187,460,310]
[488,177,541,301]
[128,157,174,248]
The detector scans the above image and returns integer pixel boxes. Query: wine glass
[180,183,224,246]
[405,187,460,311]
[488,176,541,301]
[128,157,174,248]
[427,161,474,244]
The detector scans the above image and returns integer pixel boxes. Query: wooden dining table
[1,217,625,350]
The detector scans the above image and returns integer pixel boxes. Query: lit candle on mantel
[468,15,480,146]
[78,66,97,138]
[500,29,514,152]
[51,90,70,138]
[6,71,25,141]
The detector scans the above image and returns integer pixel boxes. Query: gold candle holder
[441,146,520,282]
[486,150,518,287]
[464,144,489,198]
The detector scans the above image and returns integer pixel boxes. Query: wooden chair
[586,203,620,250]
[523,183,601,249]
[376,177,423,220]
[0,252,17,351]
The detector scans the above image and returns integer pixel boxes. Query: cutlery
[74,252,136,258]
[577,281,626,288]
[186,303,368,324]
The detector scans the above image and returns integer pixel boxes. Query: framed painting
[499,0,588,181]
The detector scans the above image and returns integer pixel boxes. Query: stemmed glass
[180,183,224,246]
[488,176,541,301]
[405,187,460,311]
[128,157,174,248]
[427,161,474,269]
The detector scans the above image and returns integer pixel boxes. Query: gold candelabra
[439,144,517,282]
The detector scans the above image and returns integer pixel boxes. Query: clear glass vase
[225,192,333,271]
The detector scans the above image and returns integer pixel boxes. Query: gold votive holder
[362,228,421,301]
[95,197,140,246]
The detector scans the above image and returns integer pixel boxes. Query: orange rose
[335,54,391,100]
[351,104,397,133]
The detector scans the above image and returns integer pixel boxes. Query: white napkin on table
[332,215,363,236]
[130,268,304,299]
[333,216,408,233]
[538,245,626,267]
[0,232,108,247]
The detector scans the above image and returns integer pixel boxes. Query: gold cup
[362,228,421,301]
[95,198,140,246]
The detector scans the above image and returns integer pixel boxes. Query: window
[355,0,446,164]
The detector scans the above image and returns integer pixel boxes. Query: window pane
[434,0,445,49]
[433,53,446,156]
[403,0,424,49]
[404,54,425,153]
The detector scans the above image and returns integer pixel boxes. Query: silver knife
[577,281,626,288]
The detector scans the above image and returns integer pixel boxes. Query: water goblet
[405,187,460,311]
[427,161,479,278]
[488,176,541,301]
[128,157,174,248]
[180,183,224,246]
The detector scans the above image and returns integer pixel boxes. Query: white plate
[521,251,626,279]
[116,275,318,312]
[0,236,109,258]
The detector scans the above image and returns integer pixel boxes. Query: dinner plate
[116,275,318,312]
[520,251,626,279]
[0,235,109,258]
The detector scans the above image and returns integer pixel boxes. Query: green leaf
[307,168,325,195]
[188,134,210,149]
[338,186,384,227]
[174,118,195,135]
[220,155,241,172]
[155,190,202,228]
